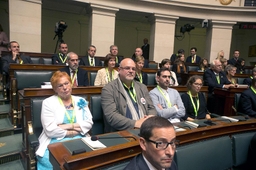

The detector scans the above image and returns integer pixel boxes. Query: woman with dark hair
[94,54,118,86]
[158,58,178,86]
[36,71,93,169]
[237,58,245,74]
[198,58,209,72]
[134,55,148,85]
[181,75,211,121]
[172,54,187,85]
[0,24,9,56]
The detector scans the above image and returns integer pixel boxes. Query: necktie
[216,74,220,84]
[72,71,77,87]
[90,58,93,66]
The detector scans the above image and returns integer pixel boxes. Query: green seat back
[89,72,97,86]
[90,95,104,135]
[174,136,232,170]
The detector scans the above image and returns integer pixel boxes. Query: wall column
[149,14,178,63]
[204,20,236,62]
[89,4,119,56]
[9,0,42,52]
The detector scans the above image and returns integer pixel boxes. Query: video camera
[55,20,68,35]
[180,24,195,34]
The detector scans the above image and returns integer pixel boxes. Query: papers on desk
[185,121,199,128]
[41,82,52,88]
[81,137,106,150]
[221,116,239,122]
[174,125,186,132]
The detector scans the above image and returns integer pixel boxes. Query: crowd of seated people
[2,40,256,170]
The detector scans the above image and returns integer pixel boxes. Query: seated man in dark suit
[60,52,89,87]
[243,67,256,86]
[79,45,102,66]
[52,42,68,65]
[238,78,256,117]
[124,116,178,170]
[203,59,234,112]
[1,41,33,87]
[109,45,123,67]
[186,47,201,64]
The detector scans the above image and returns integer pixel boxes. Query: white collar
[142,154,160,170]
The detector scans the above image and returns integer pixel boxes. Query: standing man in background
[52,42,68,65]
[228,50,241,67]
[186,47,201,64]
[79,45,102,67]
[141,38,150,60]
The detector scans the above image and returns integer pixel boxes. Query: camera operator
[52,42,68,65]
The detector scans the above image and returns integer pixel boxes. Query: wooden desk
[48,119,256,170]
[213,87,248,116]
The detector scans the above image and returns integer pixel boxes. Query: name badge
[141,97,146,105]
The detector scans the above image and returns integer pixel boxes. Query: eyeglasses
[120,67,136,71]
[146,139,179,150]
[193,83,203,87]
[57,82,70,88]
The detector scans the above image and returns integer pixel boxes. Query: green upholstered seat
[187,65,198,72]
[237,78,245,84]
[89,72,97,86]
[42,58,52,65]
[148,63,158,69]
[30,57,42,64]
[232,132,256,167]
[15,71,53,90]
[147,73,156,85]
[174,136,232,170]
[90,95,104,135]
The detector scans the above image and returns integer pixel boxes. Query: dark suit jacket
[228,58,241,67]
[141,44,150,60]
[186,55,201,64]
[203,69,231,94]
[79,55,102,66]
[238,87,256,117]
[115,55,124,67]
[170,53,178,65]
[59,66,89,86]
[124,153,178,170]
[134,72,148,85]
[52,53,67,65]
[243,77,253,86]
[1,54,33,75]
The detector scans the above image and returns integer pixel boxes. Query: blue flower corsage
[77,98,88,120]
[77,98,88,110]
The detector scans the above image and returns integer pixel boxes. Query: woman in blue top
[181,75,211,121]
[36,71,93,169]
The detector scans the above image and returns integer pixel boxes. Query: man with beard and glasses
[124,116,178,170]
[149,68,185,123]
[101,58,156,132]
[60,52,89,87]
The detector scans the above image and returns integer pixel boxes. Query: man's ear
[139,137,147,151]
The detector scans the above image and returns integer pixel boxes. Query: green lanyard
[116,56,118,64]
[157,85,172,108]
[59,53,67,63]
[187,91,199,117]
[192,55,196,63]
[123,82,137,103]
[251,86,256,95]
[71,70,77,86]
[105,68,114,83]
[216,75,220,84]
[58,96,76,123]
[136,73,142,83]
[89,57,94,66]
[250,76,253,79]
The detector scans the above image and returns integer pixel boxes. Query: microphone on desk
[91,135,137,141]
